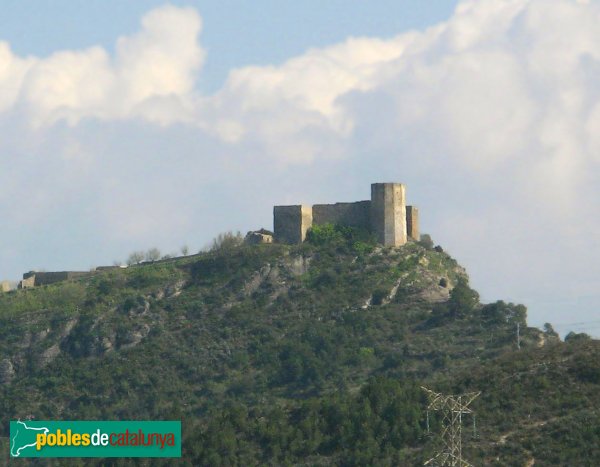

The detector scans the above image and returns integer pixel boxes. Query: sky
[0,0,599,337]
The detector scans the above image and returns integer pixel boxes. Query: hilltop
[0,232,598,465]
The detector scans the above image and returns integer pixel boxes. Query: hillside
[0,233,598,466]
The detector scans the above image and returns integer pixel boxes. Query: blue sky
[0,0,599,337]
[0,0,458,91]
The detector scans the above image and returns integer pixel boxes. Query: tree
[181,245,189,256]
[145,248,161,262]
[210,232,244,252]
[126,251,145,265]
[543,322,558,337]
[448,278,479,316]
[565,331,591,343]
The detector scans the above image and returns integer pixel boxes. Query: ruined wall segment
[18,271,92,288]
[19,276,35,289]
[34,271,90,286]
[274,205,313,244]
[370,183,407,247]
[406,206,420,241]
[312,201,371,230]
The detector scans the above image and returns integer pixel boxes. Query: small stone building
[245,229,274,245]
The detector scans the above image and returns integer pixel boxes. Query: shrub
[306,223,376,250]
[306,224,345,245]
[371,288,389,306]
[565,332,592,343]
[543,322,558,337]
[210,231,244,252]
[417,234,434,250]
[145,248,161,262]
[448,278,479,316]
[126,251,145,265]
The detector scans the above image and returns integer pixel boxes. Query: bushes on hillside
[210,231,244,252]
[480,300,527,326]
[448,278,480,317]
[306,223,376,253]
[189,377,427,465]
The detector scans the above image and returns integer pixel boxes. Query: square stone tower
[370,183,407,247]
[273,205,313,244]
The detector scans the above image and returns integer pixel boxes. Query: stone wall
[1,281,12,293]
[406,206,420,241]
[370,183,407,247]
[19,271,92,288]
[312,201,371,230]
[36,271,91,286]
[274,205,313,244]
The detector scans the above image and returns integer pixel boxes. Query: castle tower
[370,183,407,247]
[273,205,313,244]
[406,206,420,241]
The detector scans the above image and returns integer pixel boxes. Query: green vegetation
[0,238,597,465]
[306,223,376,254]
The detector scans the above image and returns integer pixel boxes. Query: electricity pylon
[422,386,481,467]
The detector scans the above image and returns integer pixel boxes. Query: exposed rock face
[285,255,311,277]
[0,359,15,384]
[120,324,151,350]
[39,344,61,367]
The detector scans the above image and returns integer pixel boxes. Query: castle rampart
[19,271,92,289]
[312,201,371,229]
[274,183,418,247]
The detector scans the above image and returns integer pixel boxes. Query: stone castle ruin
[273,182,419,246]
[1,182,419,292]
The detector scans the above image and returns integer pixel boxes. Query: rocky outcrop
[0,359,15,384]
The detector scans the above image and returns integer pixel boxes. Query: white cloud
[0,0,600,332]
[1,5,203,126]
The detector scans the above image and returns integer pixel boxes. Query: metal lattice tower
[422,386,481,467]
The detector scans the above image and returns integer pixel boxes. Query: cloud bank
[1,0,599,333]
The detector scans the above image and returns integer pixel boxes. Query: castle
[273,182,419,246]
[1,182,418,292]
